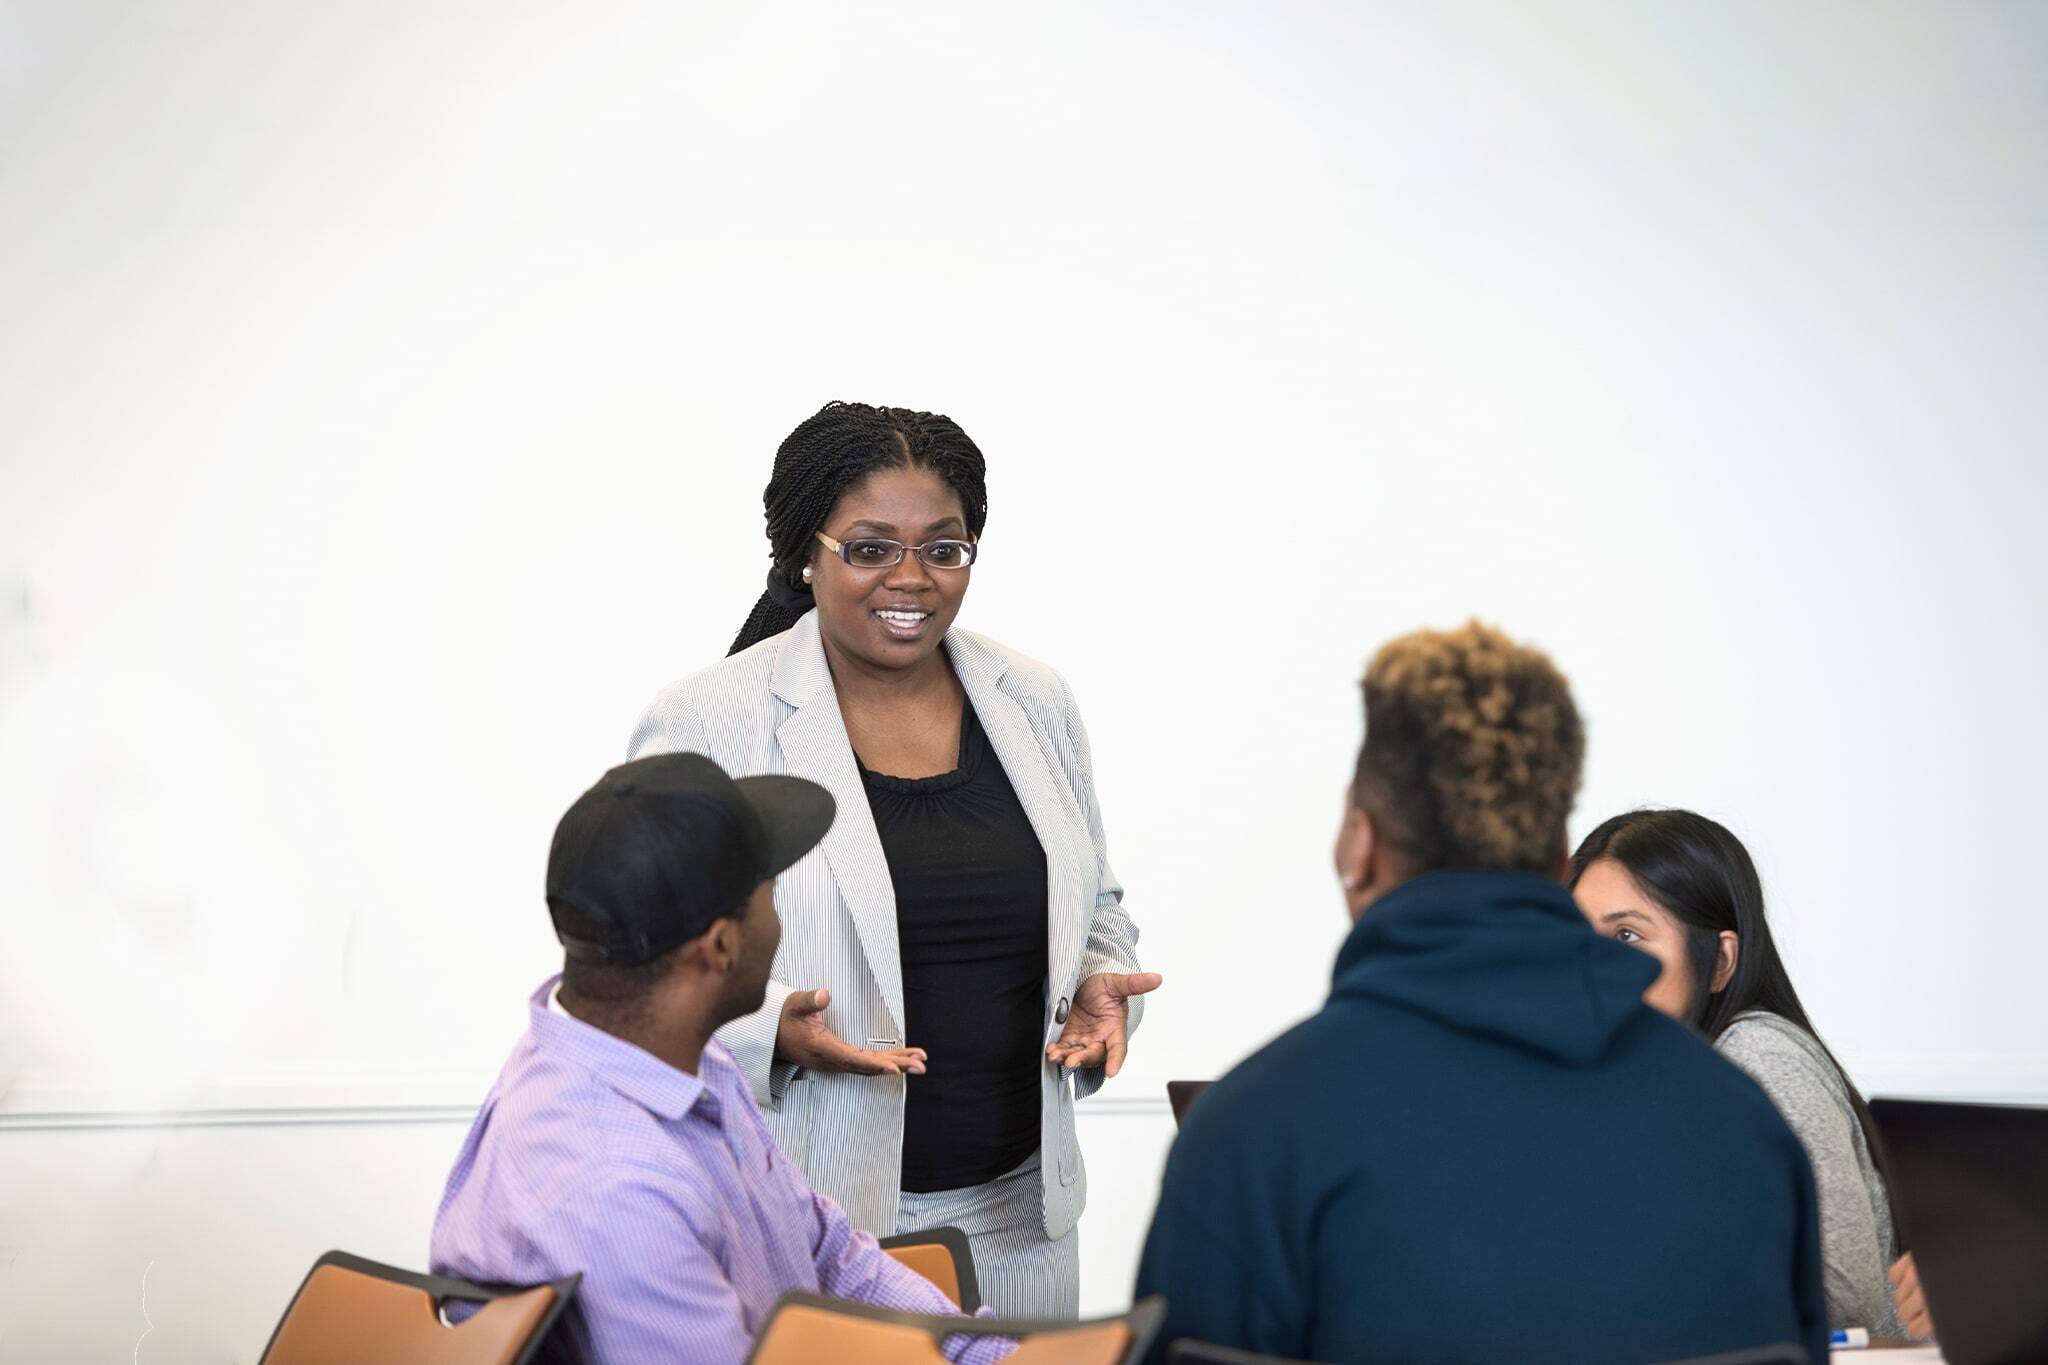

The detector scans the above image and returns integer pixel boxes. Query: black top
[859,701,1050,1193]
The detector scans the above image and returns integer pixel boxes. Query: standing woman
[629,401,1158,1317]
[1568,809,1910,1339]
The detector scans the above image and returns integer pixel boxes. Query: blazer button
[1054,997,1070,1024]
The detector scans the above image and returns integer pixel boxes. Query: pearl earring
[801,565,814,584]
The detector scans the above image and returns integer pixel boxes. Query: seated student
[431,753,1009,1364]
[1569,808,1913,1339]
[1133,623,1827,1365]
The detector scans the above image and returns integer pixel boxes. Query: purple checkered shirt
[431,976,1009,1363]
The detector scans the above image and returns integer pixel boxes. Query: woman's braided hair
[1352,620,1585,875]
[728,402,989,656]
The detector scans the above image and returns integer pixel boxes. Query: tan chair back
[882,1241,964,1310]
[263,1262,557,1365]
[879,1226,981,1312]
[747,1301,946,1365]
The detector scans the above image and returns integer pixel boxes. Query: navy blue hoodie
[1135,871,1828,1365]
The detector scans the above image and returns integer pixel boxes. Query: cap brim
[734,774,836,879]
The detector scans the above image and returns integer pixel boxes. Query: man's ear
[1711,930,1740,994]
[1338,804,1377,915]
[696,917,742,976]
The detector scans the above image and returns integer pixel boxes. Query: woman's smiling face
[808,464,973,674]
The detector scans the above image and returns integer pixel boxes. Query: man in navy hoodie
[1135,623,1828,1365]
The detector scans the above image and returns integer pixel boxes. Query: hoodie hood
[1331,869,1661,1066]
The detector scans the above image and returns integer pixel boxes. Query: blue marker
[1830,1327,1870,1349]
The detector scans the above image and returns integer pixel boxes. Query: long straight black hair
[1568,808,1895,1208]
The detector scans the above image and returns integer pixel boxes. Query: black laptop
[1867,1098,2048,1365]
[1166,1080,1212,1128]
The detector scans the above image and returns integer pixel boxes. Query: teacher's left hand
[1046,971,1164,1078]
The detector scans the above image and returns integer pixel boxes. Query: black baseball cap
[545,753,835,966]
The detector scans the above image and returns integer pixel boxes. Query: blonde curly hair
[1353,621,1584,875]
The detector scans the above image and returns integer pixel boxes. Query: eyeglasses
[814,531,978,571]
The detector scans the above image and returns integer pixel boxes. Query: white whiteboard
[3,0,2046,1123]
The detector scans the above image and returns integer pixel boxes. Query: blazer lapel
[950,633,1088,1005]
[771,615,906,1035]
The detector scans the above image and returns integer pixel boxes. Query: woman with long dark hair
[1569,808,1911,1338]
[626,401,1158,1317]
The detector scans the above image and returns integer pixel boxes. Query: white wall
[2,2,2045,1361]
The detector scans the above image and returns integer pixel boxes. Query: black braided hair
[728,402,990,656]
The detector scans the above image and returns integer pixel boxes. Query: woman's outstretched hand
[775,988,928,1076]
[1046,971,1164,1078]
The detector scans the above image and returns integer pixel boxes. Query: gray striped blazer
[627,611,1145,1241]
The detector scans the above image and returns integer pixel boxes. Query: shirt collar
[527,975,721,1124]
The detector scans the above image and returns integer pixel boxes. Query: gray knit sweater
[1716,1010,1903,1337]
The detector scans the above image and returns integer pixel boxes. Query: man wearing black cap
[430,753,1008,1364]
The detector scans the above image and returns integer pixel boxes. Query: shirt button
[1054,997,1069,1024]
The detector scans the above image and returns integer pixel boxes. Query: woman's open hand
[1046,971,1163,1078]
[776,988,928,1076]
